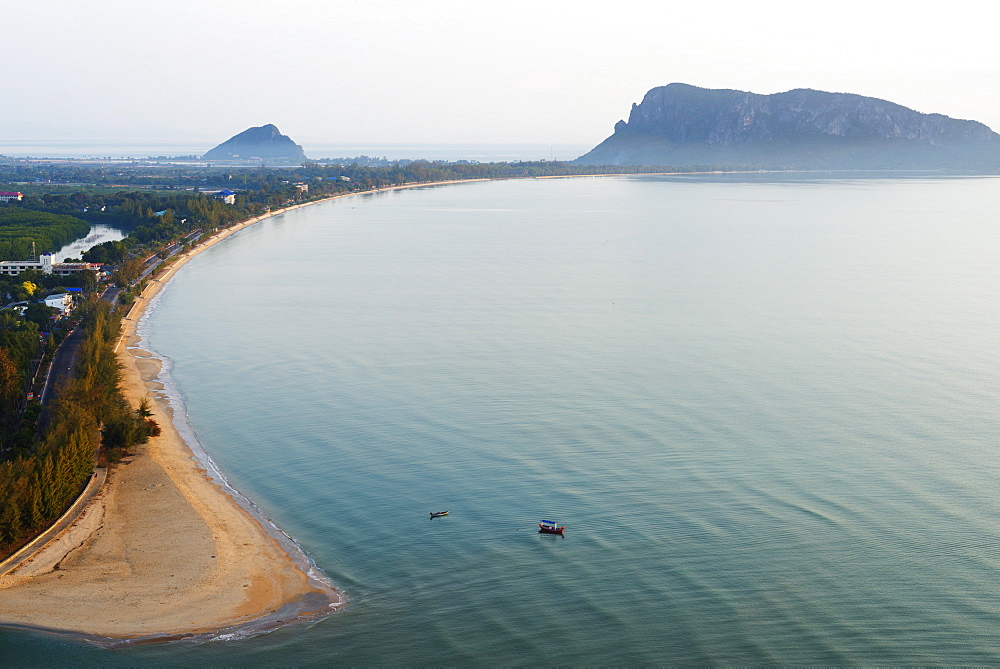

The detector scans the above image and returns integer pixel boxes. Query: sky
[4,0,1000,155]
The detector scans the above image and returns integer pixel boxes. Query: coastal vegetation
[0,158,685,199]
[0,209,91,261]
[0,314,43,445]
[0,300,158,550]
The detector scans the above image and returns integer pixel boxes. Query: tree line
[0,300,158,552]
[0,157,680,192]
[0,209,91,261]
[3,159,696,265]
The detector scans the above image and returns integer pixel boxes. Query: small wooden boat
[429,511,449,517]
[538,520,565,534]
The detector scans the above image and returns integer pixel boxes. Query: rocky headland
[203,124,307,164]
[576,83,1000,170]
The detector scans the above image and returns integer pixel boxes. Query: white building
[42,293,73,313]
[216,189,236,205]
[0,191,23,202]
[0,253,103,276]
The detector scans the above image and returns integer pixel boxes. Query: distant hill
[576,84,1000,170]
[203,124,307,163]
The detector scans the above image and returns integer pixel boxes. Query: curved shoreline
[0,171,716,645]
[0,192,369,645]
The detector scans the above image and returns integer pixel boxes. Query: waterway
[51,224,124,261]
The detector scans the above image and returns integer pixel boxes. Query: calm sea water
[4,174,1000,664]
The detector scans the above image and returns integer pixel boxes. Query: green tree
[0,497,22,543]
[0,346,21,431]
[23,302,56,330]
[112,257,144,287]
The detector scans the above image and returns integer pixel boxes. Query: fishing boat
[538,520,565,534]
[429,511,449,517]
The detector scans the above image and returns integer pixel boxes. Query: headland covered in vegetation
[0,156,689,642]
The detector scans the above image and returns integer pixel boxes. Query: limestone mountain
[203,124,307,163]
[576,84,1000,169]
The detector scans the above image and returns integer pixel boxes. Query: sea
[3,172,1000,665]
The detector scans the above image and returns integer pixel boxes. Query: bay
[4,173,1000,664]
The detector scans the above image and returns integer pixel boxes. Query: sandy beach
[0,201,347,644]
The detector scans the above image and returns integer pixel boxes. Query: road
[35,325,84,437]
[33,279,127,435]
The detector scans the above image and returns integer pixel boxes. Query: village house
[215,189,236,205]
[42,293,74,314]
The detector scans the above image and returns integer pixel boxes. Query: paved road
[102,282,120,305]
[35,281,123,435]
[35,325,84,438]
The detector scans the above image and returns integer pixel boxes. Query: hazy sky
[5,0,999,151]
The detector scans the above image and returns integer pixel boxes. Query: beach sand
[0,206,343,643]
